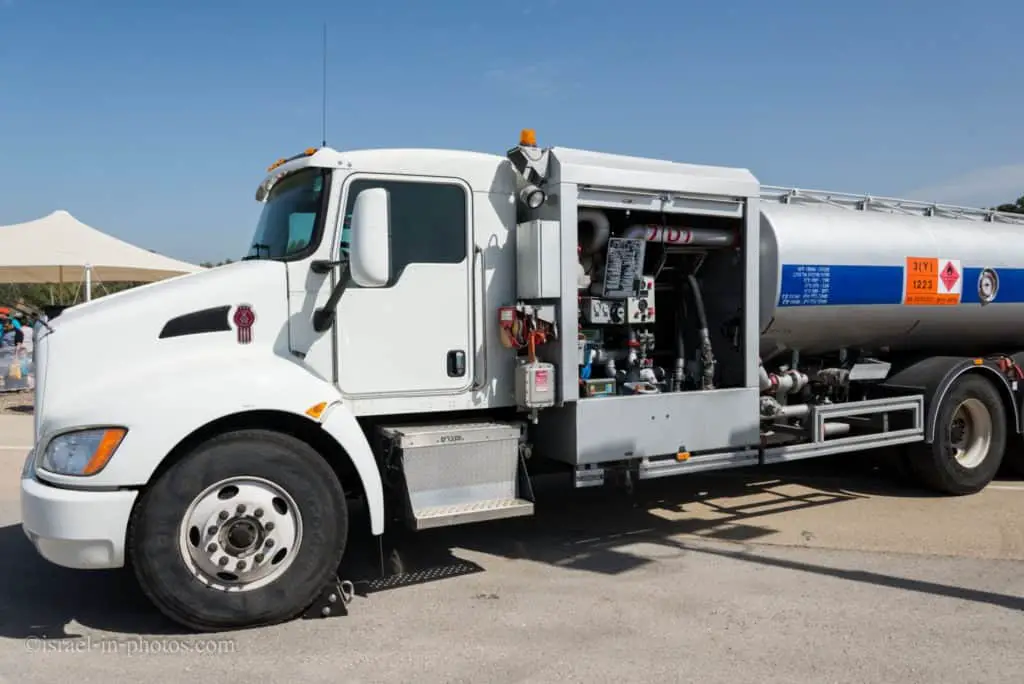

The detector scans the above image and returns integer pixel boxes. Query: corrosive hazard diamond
[940,261,960,291]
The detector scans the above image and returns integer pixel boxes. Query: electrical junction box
[581,297,612,324]
[516,220,561,299]
[626,276,656,323]
[515,361,556,410]
[581,297,624,325]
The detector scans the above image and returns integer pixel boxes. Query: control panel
[626,276,656,323]
[581,297,625,325]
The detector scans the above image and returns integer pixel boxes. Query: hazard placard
[904,257,961,305]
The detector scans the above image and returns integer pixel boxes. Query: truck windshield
[246,168,329,260]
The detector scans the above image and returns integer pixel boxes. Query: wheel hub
[178,477,303,592]
[948,398,992,469]
[224,519,261,553]
[950,417,967,445]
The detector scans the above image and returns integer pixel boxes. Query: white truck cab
[21,131,1024,632]
[20,138,541,630]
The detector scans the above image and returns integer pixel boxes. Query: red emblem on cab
[233,305,255,344]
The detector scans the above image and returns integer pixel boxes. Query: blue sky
[1,0,1022,265]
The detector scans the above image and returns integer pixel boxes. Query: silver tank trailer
[758,197,1024,360]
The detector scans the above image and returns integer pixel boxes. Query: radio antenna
[320,21,328,147]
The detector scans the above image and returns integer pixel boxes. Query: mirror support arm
[310,259,344,274]
[313,263,351,333]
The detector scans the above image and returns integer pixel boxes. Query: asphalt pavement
[0,414,1022,683]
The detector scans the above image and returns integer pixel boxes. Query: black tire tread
[127,428,348,632]
[908,374,1007,495]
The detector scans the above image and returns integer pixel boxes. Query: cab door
[333,174,474,397]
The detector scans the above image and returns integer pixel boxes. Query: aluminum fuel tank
[758,199,1024,360]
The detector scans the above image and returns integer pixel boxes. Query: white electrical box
[581,297,612,324]
[581,297,626,325]
[516,219,561,299]
[515,361,556,410]
[626,276,656,323]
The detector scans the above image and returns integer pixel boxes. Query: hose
[687,273,716,390]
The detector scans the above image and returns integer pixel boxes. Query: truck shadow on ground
[0,451,1020,639]
[348,450,1024,612]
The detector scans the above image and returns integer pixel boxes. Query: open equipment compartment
[506,145,763,467]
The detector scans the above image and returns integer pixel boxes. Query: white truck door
[334,174,475,397]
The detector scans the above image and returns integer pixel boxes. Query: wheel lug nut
[254,508,264,518]
[265,539,275,548]
[265,522,275,532]
[207,543,217,553]
[218,557,229,566]
[207,526,218,535]
[236,504,246,514]
[255,553,264,563]
[237,560,246,571]
[219,511,229,520]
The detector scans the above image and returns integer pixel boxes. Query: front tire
[908,374,1007,495]
[127,429,348,632]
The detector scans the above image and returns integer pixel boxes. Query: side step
[377,421,535,531]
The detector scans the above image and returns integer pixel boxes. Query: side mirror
[348,187,391,287]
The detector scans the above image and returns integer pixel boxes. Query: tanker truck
[19,129,1024,631]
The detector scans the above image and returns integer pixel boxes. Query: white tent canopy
[0,210,203,296]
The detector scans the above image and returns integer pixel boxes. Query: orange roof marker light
[266,147,321,172]
[519,128,537,147]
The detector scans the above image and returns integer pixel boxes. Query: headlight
[21,445,37,479]
[39,428,127,476]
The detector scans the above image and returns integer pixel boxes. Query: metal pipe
[759,400,810,420]
[624,224,736,247]
[759,362,808,395]
[578,209,611,256]
[778,404,810,418]
[823,422,851,436]
[758,359,773,391]
[773,370,808,395]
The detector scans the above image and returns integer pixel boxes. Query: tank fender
[318,401,385,536]
[880,355,1022,443]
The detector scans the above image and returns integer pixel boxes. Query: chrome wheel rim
[948,398,992,469]
[178,476,302,592]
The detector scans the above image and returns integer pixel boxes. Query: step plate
[412,498,534,530]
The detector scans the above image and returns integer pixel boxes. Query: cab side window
[341,178,467,286]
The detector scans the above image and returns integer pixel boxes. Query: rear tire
[127,429,348,632]
[908,374,1006,495]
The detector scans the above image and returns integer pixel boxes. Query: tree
[997,195,1024,214]
[0,281,140,311]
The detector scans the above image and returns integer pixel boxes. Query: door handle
[446,350,466,377]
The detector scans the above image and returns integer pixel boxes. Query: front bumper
[21,474,138,570]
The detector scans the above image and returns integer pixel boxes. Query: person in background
[1,317,23,348]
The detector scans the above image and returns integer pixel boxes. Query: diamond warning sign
[904,257,962,305]
[939,260,960,292]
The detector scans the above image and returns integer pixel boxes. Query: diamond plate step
[412,497,534,530]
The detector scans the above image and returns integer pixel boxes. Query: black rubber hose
[687,273,708,332]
